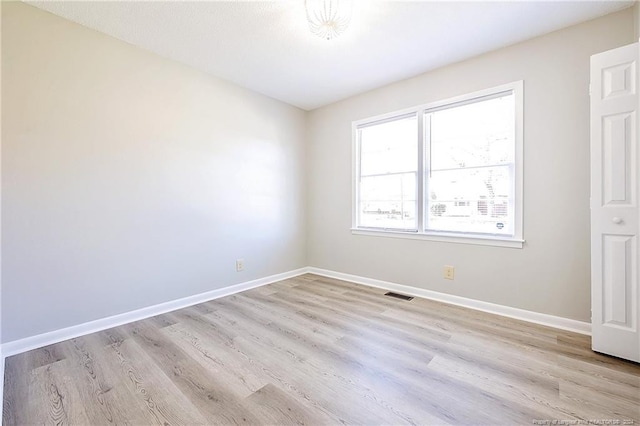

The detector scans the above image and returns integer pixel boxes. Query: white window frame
[352,81,524,249]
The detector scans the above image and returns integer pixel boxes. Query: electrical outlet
[444,265,455,280]
[236,259,244,272]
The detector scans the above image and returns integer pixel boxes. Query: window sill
[350,228,524,248]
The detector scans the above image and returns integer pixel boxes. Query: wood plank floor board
[208,305,420,425]
[425,354,578,421]
[285,283,390,315]
[297,289,453,343]
[122,319,263,425]
[212,292,559,425]
[382,306,571,366]
[228,293,348,345]
[93,327,129,348]
[264,288,613,405]
[3,356,30,426]
[270,289,452,352]
[336,332,565,425]
[558,380,639,421]
[162,322,271,398]
[171,306,238,345]
[228,334,402,425]
[30,360,93,425]
[373,288,562,340]
[333,336,524,425]
[391,302,559,348]
[64,336,163,425]
[303,275,373,292]
[112,337,210,425]
[556,354,640,390]
[234,292,348,342]
[4,274,640,425]
[445,332,566,382]
[244,383,335,426]
[554,357,640,404]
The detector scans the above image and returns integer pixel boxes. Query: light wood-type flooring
[3,274,640,425]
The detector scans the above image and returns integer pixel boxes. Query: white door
[591,42,640,362]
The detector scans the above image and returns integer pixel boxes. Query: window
[358,114,418,230]
[353,81,523,248]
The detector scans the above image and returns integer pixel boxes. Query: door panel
[601,60,635,99]
[602,234,636,329]
[602,113,633,205]
[591,42,640,362]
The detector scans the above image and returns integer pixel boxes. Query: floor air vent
[384,292,414,301]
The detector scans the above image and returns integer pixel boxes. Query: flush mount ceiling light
[305,0,353,41]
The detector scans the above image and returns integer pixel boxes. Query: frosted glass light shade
[305,0,353,40]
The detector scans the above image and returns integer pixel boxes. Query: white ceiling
[28,0,634,110]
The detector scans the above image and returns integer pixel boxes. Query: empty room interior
[2,0,640,424]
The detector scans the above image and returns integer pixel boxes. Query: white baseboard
[0,265,591,361]
[307,267,592,336]
[1,268,308,358]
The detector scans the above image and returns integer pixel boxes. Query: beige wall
[634,1,640,40]
[2,2,636,344]
[1,2,307,342]
[307,9,635,322]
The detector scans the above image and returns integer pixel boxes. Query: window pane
[427,166,513,235]
[360,173,416,229]
[360,115,417,176]
[429,94,514,171]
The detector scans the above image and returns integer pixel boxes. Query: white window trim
[351,81,524,249]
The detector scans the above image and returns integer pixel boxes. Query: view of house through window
[354,82,522,243]
[359,115,418,230]
[427,93,515,235]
